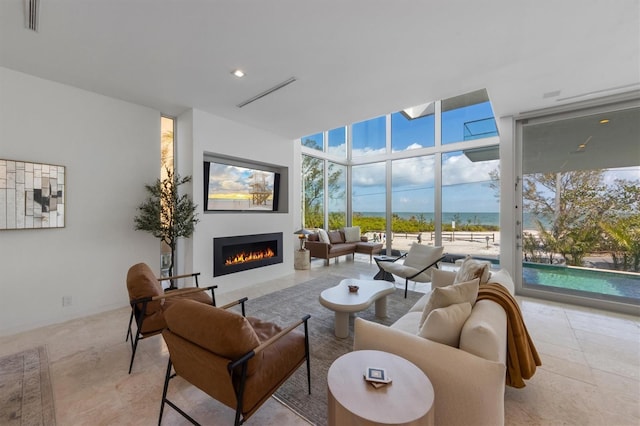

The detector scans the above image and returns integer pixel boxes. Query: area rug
[0,346,56,425]
[244,275,423,426]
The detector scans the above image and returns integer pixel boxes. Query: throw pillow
[454,256,491,284]
[317,228,330,244]
[343,226,361,243]
[418,277,479,330]
[328,230,344,244]
[418,302,472,347]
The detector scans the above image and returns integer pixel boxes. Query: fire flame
[225,248,275,266]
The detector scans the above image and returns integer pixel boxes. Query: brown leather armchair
[159,297,311,426]
[125,262,217,373]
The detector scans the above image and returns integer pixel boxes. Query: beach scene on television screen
[207,163,275,211]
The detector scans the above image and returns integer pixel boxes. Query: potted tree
[134,167,199,289]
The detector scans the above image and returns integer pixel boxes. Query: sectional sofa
[305,227,383,264]
[354,266,516,426]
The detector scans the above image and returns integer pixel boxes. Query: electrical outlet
[62,296,72,307]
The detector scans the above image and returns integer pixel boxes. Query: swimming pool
[523,262,640,302]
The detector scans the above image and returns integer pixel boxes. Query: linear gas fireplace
[213,232,283,277]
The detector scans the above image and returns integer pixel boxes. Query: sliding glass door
[519,103,640,308]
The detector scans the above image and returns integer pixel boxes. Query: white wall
[0,67,160,335]
[177,109,297,295]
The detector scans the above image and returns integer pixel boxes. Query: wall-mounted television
[204,159,280,212]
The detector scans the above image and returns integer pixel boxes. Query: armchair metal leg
[404,279,409,298]
[304,320,311,394]
[126,310,134,342]
[128,332,141,374]
[158,359,172,425]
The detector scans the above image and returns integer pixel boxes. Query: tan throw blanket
[477,283,542,388]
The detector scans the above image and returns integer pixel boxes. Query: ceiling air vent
[24,0,40,32]
[237,77,297,108]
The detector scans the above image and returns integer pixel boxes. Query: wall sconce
[294,228,312,251]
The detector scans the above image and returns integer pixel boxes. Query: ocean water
[354,212,545,229]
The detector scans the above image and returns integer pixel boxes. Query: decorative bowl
[348,285,359,293]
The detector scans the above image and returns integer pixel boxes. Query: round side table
[327,350,434,426]
[294,249,310,270]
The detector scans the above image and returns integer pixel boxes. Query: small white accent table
[319,279,395,338]
[327,350,434,426]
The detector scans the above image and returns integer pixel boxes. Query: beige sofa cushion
[418,302,472,347]
[487,268,515,294]
[418,278,480,330]
[317,228,330,244]
[431,269,457,289]
[354,318,506,426]
[390,311,423,333]
[342,226,361,243]
[459,299,508,364]
[408,293,431,313]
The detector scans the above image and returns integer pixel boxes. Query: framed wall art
[0,159,65,230]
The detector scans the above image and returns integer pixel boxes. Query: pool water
[523,262,640,301]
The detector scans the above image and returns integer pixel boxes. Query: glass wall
[391,110,434,152]
[441,148,500,261]
[302,132,324,151]
[327,162,347,229]
[442,89,498,144]
[161,116,174,178]
[302,154,324,229]
[391,156,435,252]
[160,116,175,275]
[327,126,347,158]
[352,162,386,240]
[352,116,386,156]
[300,88,500,260]
[520,105,640,306]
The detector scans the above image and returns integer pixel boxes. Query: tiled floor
[1,255,639,425]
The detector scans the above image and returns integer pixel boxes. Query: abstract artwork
[0,159,65,230]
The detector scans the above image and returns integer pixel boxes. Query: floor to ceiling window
[441,147,500,261]
[327,126,347,158]
[518,103,640,308]
[328,162,347,229]
[442,89,498,144]
[160,116,175,274]
[302,154,325,229]
[391,156,435,252]
[352,162,387,239]
[300,89,500,260]
[391,107,435,152]
[352,116,386,156]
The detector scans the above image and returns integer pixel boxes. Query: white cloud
[442,153,498,186]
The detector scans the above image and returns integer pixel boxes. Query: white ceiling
[1,0,639,140]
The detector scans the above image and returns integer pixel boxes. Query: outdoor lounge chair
[377,243,445,297]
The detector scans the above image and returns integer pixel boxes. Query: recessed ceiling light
[599,119,610,124]
[232,69,245,78]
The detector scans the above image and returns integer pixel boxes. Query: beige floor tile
[2,256,638,425]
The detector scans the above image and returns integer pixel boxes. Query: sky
[207,162,275,200]
[320,102,501,213]
[303,101,639,214]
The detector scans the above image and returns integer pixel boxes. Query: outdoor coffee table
[327,349,435,425]
[319,279,395,338]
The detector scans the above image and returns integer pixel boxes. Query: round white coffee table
[319,279,395,338]
[327,349,434,426]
